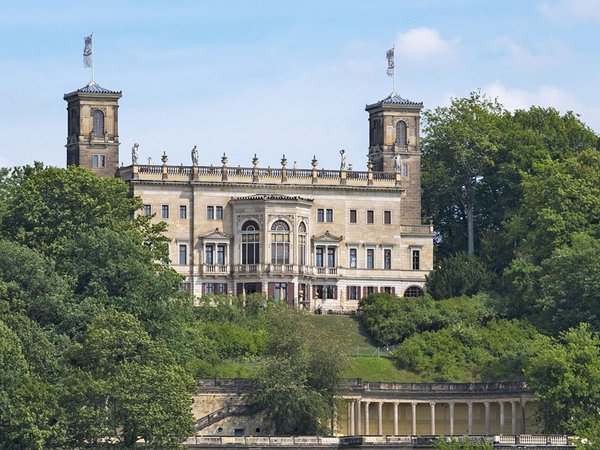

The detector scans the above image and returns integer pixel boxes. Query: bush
[426,252,491,300]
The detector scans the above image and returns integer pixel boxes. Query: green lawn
[211,315,423,382]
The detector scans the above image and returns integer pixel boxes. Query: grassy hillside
[211,314,418,382]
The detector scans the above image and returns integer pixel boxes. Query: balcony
[201,264,229,274]
[315,267,338,277]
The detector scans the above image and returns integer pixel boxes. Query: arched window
[298,222,307,266]
[395,120,407,146]
[271,220,290,264]
[241,220,260,264]
[92,110,105,138]
[404,286,424,298]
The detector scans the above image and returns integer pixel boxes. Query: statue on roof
[340,149,347,170]
[191,145,199,166]
[131,143,139,165]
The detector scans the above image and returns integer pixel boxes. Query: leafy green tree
[422,91,505,256]
[506,150,600,264]
[0,320,66,449]
[66,311,195,448]
[426,252,491,299]
[249,308,347,435]
[536,234,600,333]
[525,324,600,436]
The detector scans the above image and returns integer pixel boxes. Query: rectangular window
[161,205,169,219]
[384,210,392,225]
[205,283,214,295]
[92,154,106,168]
[316,246,324,267]
[384,286,392,294]
[325,209,333,223]
[315,285,324,301]
[179,244,187,265]
[366,286,375,296]
[348,286,358,300]
[325,285,335,299]
[274,282,287,303]
[349,248,357,268]
[180,282,191,292]
[207,206,214,220]
[216,206,223,220]
[217,244,226,265]
[205,244,214,265]
[402,164,409,177]
[327,247,336,267]
[143,204,152,216]
[384,249,392,270]
[349,209,357,224]
[179,205,187,219]
[367,210,374,224]
[317,208,325,222]
[412,249,421,270]
[366,248,374,269]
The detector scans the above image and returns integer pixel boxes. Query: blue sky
[1,0,599,170]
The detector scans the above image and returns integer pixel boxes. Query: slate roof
[380,92,422,106]
[65,81,121,96]
[366,92,423,109]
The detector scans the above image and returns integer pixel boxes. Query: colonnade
[344,398,528,436]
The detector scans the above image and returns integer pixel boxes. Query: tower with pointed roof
[64,81,122,177]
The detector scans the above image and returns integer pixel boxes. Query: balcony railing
[202,264,229,274]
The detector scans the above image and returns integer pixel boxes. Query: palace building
[64,81,434,311]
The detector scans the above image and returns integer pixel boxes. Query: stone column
[393,402,399,436]
[349,401,355,435]
[430,402,436,435]
[357,400,362,435]
[377,402,383,435]
[467,402,473,435]
[365,401,371,435]
[499,401,505,435]
[484,401,490,435]
[511,401,516,435]
[449,402,455,435]
[521,400,527,434]
[411,402,417,436]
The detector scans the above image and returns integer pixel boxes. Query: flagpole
[91,33,95,83]
[392,45,395,95]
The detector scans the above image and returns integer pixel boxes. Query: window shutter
[268,282,275,298]
[287,282,293,306]
[392,287,396,297]
[202,283,206,295]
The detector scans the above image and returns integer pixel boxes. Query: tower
[366,93,424,223]
[64,81,122,177]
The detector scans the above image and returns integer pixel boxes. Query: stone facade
[193,379,540,438]
[64,81,122,178]
[65,84,434,310]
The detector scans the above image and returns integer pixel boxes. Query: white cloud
[394,27,460,66]
[539,0,600,22]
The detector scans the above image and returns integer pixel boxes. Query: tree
[535,234,600,333]
[249,308,347,435]
[426,252,491,300]
[66,311,195,448]
[525,324,600,436]
[422,91,505,256]
[506,150,600,264]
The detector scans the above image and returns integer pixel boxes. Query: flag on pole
[386,47,394,77]
[83,35,93,68]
